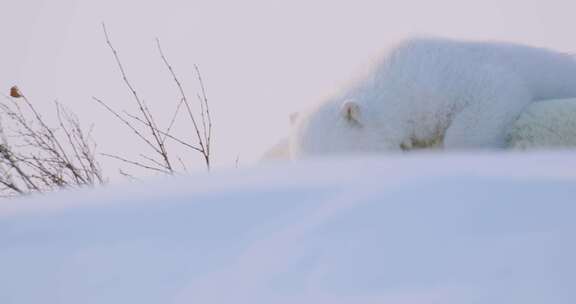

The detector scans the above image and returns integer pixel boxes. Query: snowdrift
[1,152,576,304]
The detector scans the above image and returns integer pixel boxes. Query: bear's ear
[289,112,300,125]
[340,100,361,124]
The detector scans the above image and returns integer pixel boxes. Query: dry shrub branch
[0,87,104,196]
[0,25,213,197]
[94,24,212,176]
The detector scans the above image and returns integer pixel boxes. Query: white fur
[262,99,576,161]
[508,98,576,149]
[260,137,291,161]
[289,37,576,158]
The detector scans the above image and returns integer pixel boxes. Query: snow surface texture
[290,38,576,157]
[2,152,576,303]
[508,98,576,149]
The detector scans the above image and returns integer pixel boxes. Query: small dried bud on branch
[10,86,22,98]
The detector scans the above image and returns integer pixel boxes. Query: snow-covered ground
[1,152,576,304]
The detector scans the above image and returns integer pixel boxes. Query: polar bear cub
[507,98,576,149]
[289,37,576,158]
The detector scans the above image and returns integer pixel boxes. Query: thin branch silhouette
[94,24,212,175]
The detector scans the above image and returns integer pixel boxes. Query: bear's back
[382,38,576,101]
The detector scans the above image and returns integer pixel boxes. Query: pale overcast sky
[3,0,576,177]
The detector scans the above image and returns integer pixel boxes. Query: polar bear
[260,98,576,162]
[507,98,576,149]
[289,37,576,158]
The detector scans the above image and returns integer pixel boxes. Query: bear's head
[289,99,398,158]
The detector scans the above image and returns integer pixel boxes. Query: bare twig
[194,64,212,159]
[101,153,171,174]
[101,23,173,173]
[95,25,213,176]
[156,38,211,169]
[122,111,203,152]
[93,97,163,155]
